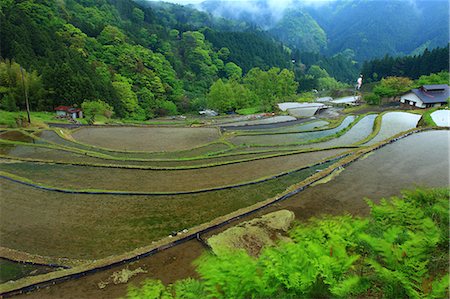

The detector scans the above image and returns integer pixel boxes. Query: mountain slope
[199,0,449,61]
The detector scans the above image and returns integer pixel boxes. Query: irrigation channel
[0,111,448,298]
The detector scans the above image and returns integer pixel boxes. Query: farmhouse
[400,84,449,109]
[54,106,83,119]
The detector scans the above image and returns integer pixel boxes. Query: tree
[224,62,242,80]
[244,67,298,111]
[112,75,138,117]
[81,99,113,124]
[415,71,449,86]
[373,76,414,98]
[0,59,45,111]
[207,79,255,113]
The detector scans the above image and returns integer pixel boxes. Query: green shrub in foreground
[125,188,449,299]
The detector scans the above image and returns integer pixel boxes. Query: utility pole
[20,66,31,124]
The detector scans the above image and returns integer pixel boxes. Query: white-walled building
[400,84,449,108]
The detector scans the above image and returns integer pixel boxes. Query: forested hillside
[200,0,449,62]
[0,0,296,118]
[361,46,449,82]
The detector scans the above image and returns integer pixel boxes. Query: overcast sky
[145,0,337,5]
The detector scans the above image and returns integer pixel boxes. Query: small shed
[400,85,449,109]
[54,106,83,119]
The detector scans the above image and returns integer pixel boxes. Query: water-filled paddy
[230,116,355,146]
[220,116,296,127]
[431,110,450,127]
[276,130,450,220]
[296,114,377,149]
[1,149,347,192]
[72,126,220,152]
[37,130,231,159]
[236,120,329,134]
[4,130,448,298]
[0,160,337,260]
[364,112,421,145]
[0,143,327,168]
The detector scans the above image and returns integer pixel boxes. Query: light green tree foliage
[0,59,45,111]
[56,24,88,57]
[126,188,449,299]
[373,76,414,98]
[415,71,449,86]
[307,65,329,78]
[81,99,113,124]
[97,25,127,45]
[207,79,255,113]
[307,65,346,91]
[94,32,182,117]
[181,31,223,92]
[112,75,138,117]
[317,77,346,91]
[224,62,242,80]
[244,67,298,111]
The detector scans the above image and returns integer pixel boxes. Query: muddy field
[1,149,347,192]
[0,160,336,260]
[72,127,221,152]
[12,130,449,299]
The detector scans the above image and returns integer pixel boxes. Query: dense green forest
[361,46,449,82]
[126,188,449,298]
[0,0,300,119]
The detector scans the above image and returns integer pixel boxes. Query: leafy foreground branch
[125,188,449,299]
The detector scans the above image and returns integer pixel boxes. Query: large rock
[207,210,295,256]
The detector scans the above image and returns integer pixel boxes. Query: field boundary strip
[0,127,447,298]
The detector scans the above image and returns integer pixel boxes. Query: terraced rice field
[1,149,346,192]
[72,127,221,152]
[234,120,329,134]
[297,114,377,149]
[364,112,421,145]
[275,130,450,219]
[1,160,337,260]
[230,115,355,146]
[431,109,450,126]
[0,109,447,296]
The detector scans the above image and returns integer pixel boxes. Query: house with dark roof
[54,106,83,119]
[400,84,449,109]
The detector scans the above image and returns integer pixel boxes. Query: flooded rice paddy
[431,109,450,127]
[0,160,337,260]
[72,127,220,152]
[8,129,448,299]
[1,108,448,296]
[1,149,347,192]
[235,119,329,134]
[297,114,377,149]
[275,130,450,219]
[364,112,421,145]
[230,115,355,146]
